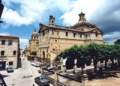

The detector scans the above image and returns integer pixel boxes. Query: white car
[6,66,14,73]
[31,62,40,67]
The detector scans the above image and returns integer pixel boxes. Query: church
[37,12,104,65]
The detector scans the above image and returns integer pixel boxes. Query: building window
[81,28,84,31]
[85,34,88,38]
[53,48,55,51]
[9,61,13,65]
[1,40,5,45]
[13,51,16,55]
[31,52,36,56]
[43,51,45,58]
[42,31,45,36]
[36,42,39,45]
[80,34,82,38]
[73,33,76,38]
[55,40,57,42]
[8,40,12,45]
[66,32,68,36]
[96,33,98,37]
[1,51,5,56]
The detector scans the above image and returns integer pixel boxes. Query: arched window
[13,51,16,55]
[66,32,68,36]
[9,61,13,65]
[96,33,98,37]
[42,31,45,36]
[43,51,45,58]
[73,33,76,38]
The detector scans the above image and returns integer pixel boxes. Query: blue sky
[0,0,120,49]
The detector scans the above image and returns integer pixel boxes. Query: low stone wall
[58,73,82,86]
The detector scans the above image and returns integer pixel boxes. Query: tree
[61,45,79,69]
[76,46,86,74]
[87,44,101,72]
[58,43,120,73]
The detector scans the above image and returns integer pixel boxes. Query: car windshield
[39,75,47,80]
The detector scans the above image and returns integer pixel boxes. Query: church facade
[38,12,104,64]
[26,30,39,59]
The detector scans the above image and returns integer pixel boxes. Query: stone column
[61,58,67,73]
[74,59,77,73]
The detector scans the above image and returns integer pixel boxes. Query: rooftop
[0,35,19,39]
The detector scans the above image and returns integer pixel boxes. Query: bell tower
[78,12,86,23]
[49,15,55,26]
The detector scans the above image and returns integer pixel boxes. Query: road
[1,56,40,86]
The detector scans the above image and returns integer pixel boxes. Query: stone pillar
[81,74,88,86]
[74,59,77,73]
[61,58,67,73]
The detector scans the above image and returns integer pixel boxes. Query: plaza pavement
[0,56,40,86]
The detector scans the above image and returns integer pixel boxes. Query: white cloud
[0,32,11,36]
[2,0,105,26]
[2,0,46,26]
[2,7,33,26]
[111,10,120,21]
[61,0,104,25]
[3,0,21,7]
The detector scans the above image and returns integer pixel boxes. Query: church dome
[72,22,97,28]
[71,12,101,32]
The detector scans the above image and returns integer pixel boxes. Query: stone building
[0,35,20,69]
[27,30,39,59]
[38,12,104,65]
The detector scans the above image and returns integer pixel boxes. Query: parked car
[6,67,14,73]
[34,75,50,86]
[47,68,55,74]
[31,62,40,67]
[43,70,54,76]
